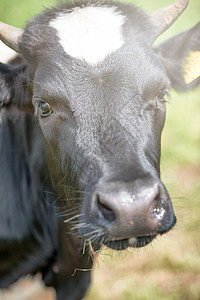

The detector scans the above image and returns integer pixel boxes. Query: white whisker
[64,213,82,223]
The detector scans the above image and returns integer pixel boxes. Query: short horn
[151,0,189,40]
[0,21,24,52]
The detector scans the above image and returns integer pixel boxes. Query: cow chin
[79,216,176,251]
[101,217,176,250]
[103,235,157,250]
[79,219,176,251]
[78,226,157,251]
[78,213,177,252]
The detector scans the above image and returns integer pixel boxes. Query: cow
[0,0,200,299]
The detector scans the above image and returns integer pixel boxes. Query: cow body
[0,1,200,299]
[0,105,57,285]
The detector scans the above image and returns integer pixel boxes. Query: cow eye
[157,90,166,100]
[155,89,171,110]
[157,89,171,102]
[38,102,53,117]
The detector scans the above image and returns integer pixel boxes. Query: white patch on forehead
[49,6,125,65]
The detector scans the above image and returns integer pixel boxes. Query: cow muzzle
[80,176,176,250]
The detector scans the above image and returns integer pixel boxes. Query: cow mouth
[102,235,157,250]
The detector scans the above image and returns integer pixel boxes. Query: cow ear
[0,63,33,111]
[155,22,200,91]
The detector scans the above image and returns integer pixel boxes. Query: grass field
[0,0,200,299]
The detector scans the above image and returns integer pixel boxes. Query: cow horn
[0,21,24,52]
[151,0,189,40]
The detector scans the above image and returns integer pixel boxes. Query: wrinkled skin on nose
[79,176,176,250]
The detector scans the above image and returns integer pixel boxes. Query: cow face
[30,42,172,250]
[1,0,200,251]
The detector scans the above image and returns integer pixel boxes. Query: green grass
[0,0,57,27]
[0,1,200,299]
[162,88,200,166]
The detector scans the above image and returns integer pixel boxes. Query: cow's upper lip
[102,234,157,250]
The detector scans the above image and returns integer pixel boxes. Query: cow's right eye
[36,102,53,117]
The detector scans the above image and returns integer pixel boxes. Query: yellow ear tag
[183,51,200,84]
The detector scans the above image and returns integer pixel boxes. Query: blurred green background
[0,1,200,299]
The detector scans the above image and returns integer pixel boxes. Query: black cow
[0,0,200,299]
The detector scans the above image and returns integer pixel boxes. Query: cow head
[0,0,200,252]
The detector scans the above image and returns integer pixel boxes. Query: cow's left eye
[157,89,170,103]
[155,89,171,109]
[37,102,53,117]
[157,90,166,100]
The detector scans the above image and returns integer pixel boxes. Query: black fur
[0,1,200,299]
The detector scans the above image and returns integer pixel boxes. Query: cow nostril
[152,195,165,220]
[97,194,116,223]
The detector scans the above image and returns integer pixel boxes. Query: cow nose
[90,179,166,239]
[97,194,117,223]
